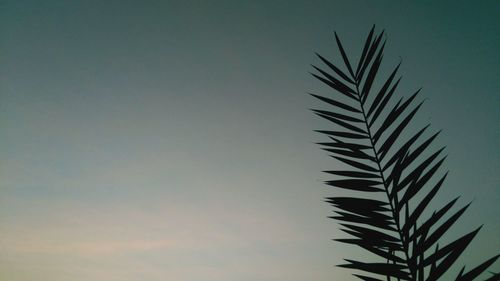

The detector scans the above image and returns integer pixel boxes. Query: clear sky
[0,1,499,280]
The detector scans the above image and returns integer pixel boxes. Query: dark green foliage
[311,26,498,281]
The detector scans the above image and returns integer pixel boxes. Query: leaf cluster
[312,26,499,281]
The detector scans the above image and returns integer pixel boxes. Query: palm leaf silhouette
[311,26,499,280]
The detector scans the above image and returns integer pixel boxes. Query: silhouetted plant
[311,26,499,281]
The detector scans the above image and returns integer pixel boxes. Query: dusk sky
[1,1,499,280]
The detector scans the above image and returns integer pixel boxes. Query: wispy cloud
[1,198,306,255]
[0,201,329,281]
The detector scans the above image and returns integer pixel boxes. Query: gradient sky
[0,1,499,281]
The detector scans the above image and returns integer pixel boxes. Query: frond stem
[353,82,415,280]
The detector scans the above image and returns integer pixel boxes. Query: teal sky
[1,1,499,280]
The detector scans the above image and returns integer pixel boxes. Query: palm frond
[311,26,498,280]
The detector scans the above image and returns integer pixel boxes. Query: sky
[0,1,499,281]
